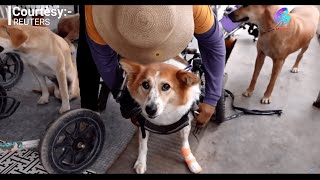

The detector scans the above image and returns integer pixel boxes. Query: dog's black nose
[145,104,157,116]
[0,46,4,53]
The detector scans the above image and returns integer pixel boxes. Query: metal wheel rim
[51,116,102,172]
[0,54,21,86]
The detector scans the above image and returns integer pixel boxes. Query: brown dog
[56,13,79,42]
[229,5,319,104]
[0,19,79,114]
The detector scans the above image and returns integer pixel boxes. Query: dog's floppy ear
[176,70,200,87]
[6,26,28,48]
[119,58,143,75]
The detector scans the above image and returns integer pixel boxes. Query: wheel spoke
[0,72,6,81]
[79,125,94,138]
[7,68,15,75]
[70,150,80,165]
[54,142,66,149]
[6,63,16,67]
[58,146,71,164]
[63,129,73,142]
[1,55,9,64]
[54,137,71,149]
[72,121,81,139]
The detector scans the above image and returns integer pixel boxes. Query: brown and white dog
[0,19,79,114]
[120,58,202,174]
[229,5,320,104]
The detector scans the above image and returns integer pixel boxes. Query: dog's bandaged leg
[134,129,149,174]
[180,120,202,173]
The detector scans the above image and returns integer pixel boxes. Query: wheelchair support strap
[224,89,283,121]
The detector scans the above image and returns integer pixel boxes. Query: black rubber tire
[39,109,105,174]
[199,72,226,124]
[0,85,7,114]
[0,53,24,90]
[214,88,226,124]
[97,82,110,112]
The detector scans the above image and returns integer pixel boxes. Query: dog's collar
[137,103,197,138]
[260,22,282,35]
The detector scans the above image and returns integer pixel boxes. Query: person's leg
[85,35,122,94]
[76,5,101,111]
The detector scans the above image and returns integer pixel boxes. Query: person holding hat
[80,5,226,127]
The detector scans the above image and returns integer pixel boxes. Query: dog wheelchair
[0,84,105,174]
[0,53,24,90]
[0,6,25,90]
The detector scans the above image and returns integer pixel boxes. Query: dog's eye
[142,81,150,90]
[161,83,170,91]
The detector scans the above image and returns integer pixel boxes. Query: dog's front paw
[37,96,49,104]
[242,90,253,97]
[260,96,271,104]
[59,105,70,114]
[291,67,299,73]
[134,160,147,174]
[188,160,202,174]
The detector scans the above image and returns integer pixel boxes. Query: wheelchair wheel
[97,82,110,112]
[213,88,226,124]
[0,85,7,114]
[0,53,24,90]
[40,109,105,174]
[211,73,228,124]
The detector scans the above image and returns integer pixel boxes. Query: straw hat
[92,5,194,64]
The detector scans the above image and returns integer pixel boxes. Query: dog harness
[116,61,200,139]
[136,103,198,139]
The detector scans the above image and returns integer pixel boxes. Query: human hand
[195,102,216,127]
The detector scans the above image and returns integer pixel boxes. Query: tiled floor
[0,140,95,174]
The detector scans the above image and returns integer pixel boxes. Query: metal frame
[0,140,40,154]
[0,6,101,173]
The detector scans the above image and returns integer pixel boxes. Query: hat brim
[92,5,194,64]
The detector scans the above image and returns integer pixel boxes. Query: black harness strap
[224,89,283,121]
[144,112,190,135]
[137,109,191,139]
